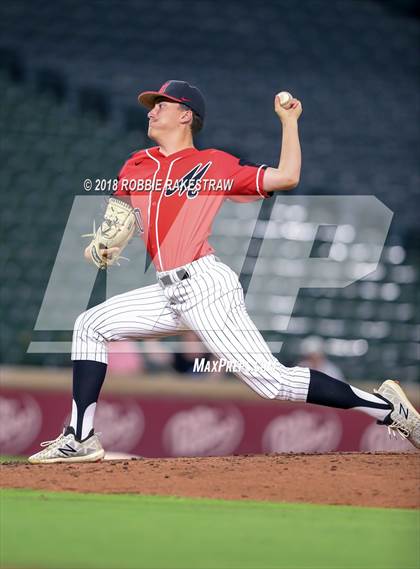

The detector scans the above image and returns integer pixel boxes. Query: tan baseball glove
[83,197,137,270]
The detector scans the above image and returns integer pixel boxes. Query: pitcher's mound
[2,452,419,509]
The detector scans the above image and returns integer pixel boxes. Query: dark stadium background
[1,0,419,383]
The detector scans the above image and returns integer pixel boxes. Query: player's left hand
[84,243,121,267]
[99,247,121,262]
[82,197,137,269]
[274,96,303,122]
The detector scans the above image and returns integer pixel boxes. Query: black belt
[159,268,190,286]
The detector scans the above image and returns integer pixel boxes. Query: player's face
[147,100,185,140]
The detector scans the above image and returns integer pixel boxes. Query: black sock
[70,360,107,440]
[307,369,392,421]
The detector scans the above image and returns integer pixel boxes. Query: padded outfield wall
[1,367,416,458]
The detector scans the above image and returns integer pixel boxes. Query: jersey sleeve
[112,162,130,197]
[113,149,143,199]
[219,152,273,201]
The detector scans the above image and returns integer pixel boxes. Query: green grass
[0,489,419,569]
[0,455,27,463]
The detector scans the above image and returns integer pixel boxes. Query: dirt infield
[2,453,419,509]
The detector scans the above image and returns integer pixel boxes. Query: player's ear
[179,107,193,126]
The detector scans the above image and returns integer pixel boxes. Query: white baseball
[277,91,293,108]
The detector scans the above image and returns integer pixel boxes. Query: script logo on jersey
[165,162,212,199]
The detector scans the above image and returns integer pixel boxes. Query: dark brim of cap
[138,91,184,109]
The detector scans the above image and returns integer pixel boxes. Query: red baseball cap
[138,80,206,120]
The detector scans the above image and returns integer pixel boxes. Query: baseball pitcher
[29,80,419,462]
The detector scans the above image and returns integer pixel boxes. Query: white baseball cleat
[376,380,420,449]
[28,427,105,464]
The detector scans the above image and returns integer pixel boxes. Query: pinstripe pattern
[72,255,310,401]
[71,284,185,363]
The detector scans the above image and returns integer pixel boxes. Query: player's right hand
[274,96,303,122]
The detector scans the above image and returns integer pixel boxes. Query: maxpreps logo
[164,162,212,199]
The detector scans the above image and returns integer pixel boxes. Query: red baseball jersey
[115,146,272,271]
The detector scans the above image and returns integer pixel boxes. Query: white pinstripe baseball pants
[72,255,310,401]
